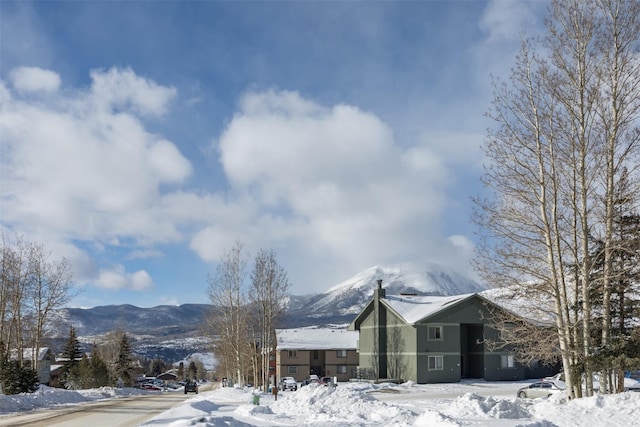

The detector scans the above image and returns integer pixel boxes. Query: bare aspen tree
[475,0,640,399]
[592,0,640,394]
[25,242,75,374]
[250,249,290,391]
[207,241,252,386]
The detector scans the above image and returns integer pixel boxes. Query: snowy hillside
[290,263,486,321]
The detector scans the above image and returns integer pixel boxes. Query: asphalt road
[0,391,195,427]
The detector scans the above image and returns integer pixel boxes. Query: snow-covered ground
[2,380,640,426]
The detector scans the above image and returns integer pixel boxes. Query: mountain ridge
[50,263,485,361]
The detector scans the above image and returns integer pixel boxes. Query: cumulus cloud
[197,89,466,287]
[0,68,479,297]
[9,66,61,93]
[89,67,177,116]
[0,66,194,293]
[95,266,153,291]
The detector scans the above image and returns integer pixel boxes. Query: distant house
[10,347,54,385]
[275,327,359,382]
[347,280,555,384]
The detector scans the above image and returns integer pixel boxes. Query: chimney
[374,279,385,299]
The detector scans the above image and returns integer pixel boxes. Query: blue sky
[0,1,547,308]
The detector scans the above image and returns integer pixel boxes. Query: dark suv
[184,379,198,394]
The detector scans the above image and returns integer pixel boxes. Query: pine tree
[114,333,133,387]
[62,326,83,389]
[188,360,197,380]
[150,358,165,377]
[90,349,109,388]
[3,360,39,394]
[77,354,91,389]
[178,361,184,380]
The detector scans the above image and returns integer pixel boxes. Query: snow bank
[268,383,417,426]
[0,385,145,413]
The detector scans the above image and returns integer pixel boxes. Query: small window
[288,350,298,358]
[501,354,515,368]
[288,366,298,374]
[428,355,443,371]
[428,326,442,340]
[337,365,347,374]
[500,325,515,341]
[337,350,347,358]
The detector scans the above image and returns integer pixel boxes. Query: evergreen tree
[62,326,83,389]
[178,361,184,380]
[2,360,39,394]
[114,333,133,387]
[589,170,640,390]
[77,354,91,389]
[150,358,165,377]
[90,348,109,388]
[188,360,197,380]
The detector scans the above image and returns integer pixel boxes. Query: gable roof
[10,347,52,362]
[276,326,358,350]
[349,292,498,330]
[383,293,477,324]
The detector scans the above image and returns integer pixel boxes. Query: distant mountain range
[49,263,485,362]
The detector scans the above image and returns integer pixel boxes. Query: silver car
[517,380,565,399]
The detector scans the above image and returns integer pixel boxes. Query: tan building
[275,327,359,383]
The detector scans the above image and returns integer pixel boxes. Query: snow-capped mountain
[51,263,483,359]
[286,263,486,325]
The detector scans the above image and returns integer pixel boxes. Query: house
[275,327,359,383]
[10,347,54,385]
[347,280,556,384]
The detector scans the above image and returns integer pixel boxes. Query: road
[0,391,195,427]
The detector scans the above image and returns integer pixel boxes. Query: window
[288,350,297,358]
[337,350,347,358]
[428,326,442,340]
[312,350,319,359]
[288,366,298,374]
[500,324,515,341]
[501,354,515,368]
[428,355,443,371]
[337,365,347,374]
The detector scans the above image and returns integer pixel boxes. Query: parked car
[141,382,162,391]
[319,376,336,387]
[546,371,640,392]
[184,379,198,394]
[279,377,298,391]
[517,380,565,399]
[300,375,321,387]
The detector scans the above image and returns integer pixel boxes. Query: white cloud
[0,67,192,244]
[201,89,465,289]
[89,67,177,117]
[9,66,61,93]
[0,69,480,298]
[95,265,153,291]
[0,67,196,293]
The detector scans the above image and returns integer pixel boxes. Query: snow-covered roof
[383,293,476,324]
[10,347,51,362]
[276,326,358,350]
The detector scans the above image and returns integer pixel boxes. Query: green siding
[352,294,551,384]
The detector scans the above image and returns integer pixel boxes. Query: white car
[517,380,565,399]
[546,371,640,392]
[279,376,298,391]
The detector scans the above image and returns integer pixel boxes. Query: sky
[0,1,548,308]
